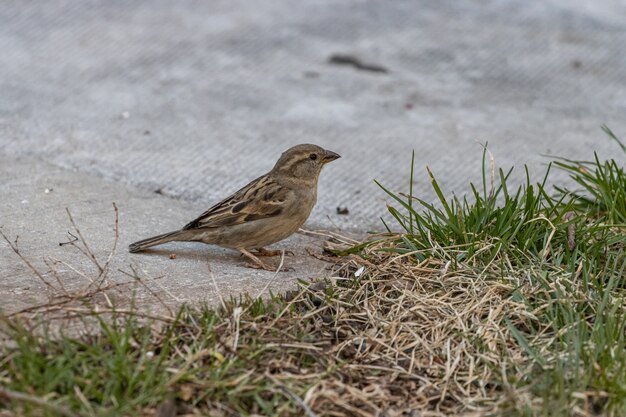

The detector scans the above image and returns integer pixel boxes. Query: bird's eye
[309,153,318,161]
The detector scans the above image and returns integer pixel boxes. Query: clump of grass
[553,126,626,224]
[375,147,582,266]
[376,130,626,271]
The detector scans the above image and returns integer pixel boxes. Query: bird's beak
[322,150,341,164]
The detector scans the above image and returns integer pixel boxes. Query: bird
[128,144,341,270]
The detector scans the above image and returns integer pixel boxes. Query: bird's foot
[239,248,291,272]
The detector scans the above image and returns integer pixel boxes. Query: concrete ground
[1,0,626,313]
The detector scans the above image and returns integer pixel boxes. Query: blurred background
[1,0,625,230]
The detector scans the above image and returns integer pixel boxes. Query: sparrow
[128,144,341,270]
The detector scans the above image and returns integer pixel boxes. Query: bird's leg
[238,248,278,271]
[254,247,294,257]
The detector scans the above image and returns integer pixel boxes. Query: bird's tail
[128,230,196,253]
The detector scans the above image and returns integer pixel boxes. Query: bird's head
[271,144,341,182]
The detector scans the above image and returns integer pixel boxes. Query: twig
[90,202,119,293]
[325,214,341,231]
[251,249,285,303]
[73,385,95,415]
[44,258,70,296]
[241,250,294,340]
[8,298,77,318]
[266,373,318,417]
[120,267,174,316]
[65,207,103,272]
[135,267,181,302]
[48,256,94,285]
[57,307,176,323]
[0,387,80,417]
[59,232,93,265]
[7,278,138,318]
[208,262,227,311]
[298,228,360,245]
[58,232,79,246]
[1,230,49,285]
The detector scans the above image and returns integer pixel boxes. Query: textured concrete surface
[1,0,626,311]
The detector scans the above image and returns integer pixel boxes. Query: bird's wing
[182,175,292,230]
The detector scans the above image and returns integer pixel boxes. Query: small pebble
[169,253,177,260]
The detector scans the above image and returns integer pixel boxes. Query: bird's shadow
[127,244,288,270]
[129,244,238,262]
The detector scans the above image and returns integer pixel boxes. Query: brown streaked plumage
[128,144,340,270]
